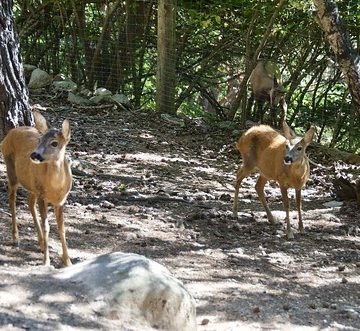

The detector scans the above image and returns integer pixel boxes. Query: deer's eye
[297,146,302,151]
[50,141,58,147]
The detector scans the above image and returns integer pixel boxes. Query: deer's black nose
[284,155,293,164]
[30,152,44,162]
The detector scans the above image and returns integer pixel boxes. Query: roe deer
[1,111,72,266]
[250,61,287,126]
[232,122,315,239]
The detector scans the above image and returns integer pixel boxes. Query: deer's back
[237,125,287,179]
[236,125,310,189]
[2,127,39,163]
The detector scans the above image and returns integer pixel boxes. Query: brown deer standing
[232,122,315,239]
[250,61,287,126]
[1,111,72,266]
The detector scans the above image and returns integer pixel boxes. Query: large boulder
[22,64,37,82]
[28,68,52,89]
[55,252,197,331]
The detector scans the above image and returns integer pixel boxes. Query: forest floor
[0,96,359,331]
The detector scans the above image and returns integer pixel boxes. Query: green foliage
[12,0,360,152]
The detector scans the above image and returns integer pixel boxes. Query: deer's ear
[33,111,48,134]
[282,121,296,140]
[62,119,70,142]
[303,127,315,146]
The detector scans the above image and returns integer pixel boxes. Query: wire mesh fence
[12,0,360,151]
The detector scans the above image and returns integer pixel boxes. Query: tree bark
[313,0,360,118]
[0,0,32,139]
[156,0,176,114]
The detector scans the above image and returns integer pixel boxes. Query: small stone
[341,308,359,319]
[219,193,231,202]
[52,80,77,92]
[322,200,343,208]
[322,302,330,309]
[201,319,209,325]
[283,303,291,311]
[94,87,112,96]
[125,233,137,241]
[338,265,346,272]
[253,306,260,314]
[309,303,316,309]
[111,93,130,106]
[341,277,348,284]
[100,200,115,209]
[68,92,94,105]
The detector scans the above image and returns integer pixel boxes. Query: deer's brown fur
[1,111,72,266]
[233,122,315,239]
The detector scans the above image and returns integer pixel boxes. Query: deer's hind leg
[233,162,255,218]
[255,175,276,225]
[280,185,294,239]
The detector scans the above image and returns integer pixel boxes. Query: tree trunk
[313,0,360,118]
[156,0,176,114]
[0,0,32,139]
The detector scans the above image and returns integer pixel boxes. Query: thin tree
[156,0,176,114]
[314,0,360,118]
[0,0,32,140]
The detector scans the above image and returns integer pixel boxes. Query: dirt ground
[0,96,359,331]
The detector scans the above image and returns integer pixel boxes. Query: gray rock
[111,93,131,106]
[89,94,112,104]
[79,88,92,97]
[94,87,112,96]
[322,200,343,208]
[23,64,37,81]
[68,92,94,106]
[28,68,52,89]
[160,113,185,127]
[55,252,197,331]
[52,80,77,92]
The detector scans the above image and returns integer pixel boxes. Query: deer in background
[250,61,287,126]
[232,122,315,239]
[1,111,72,266]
